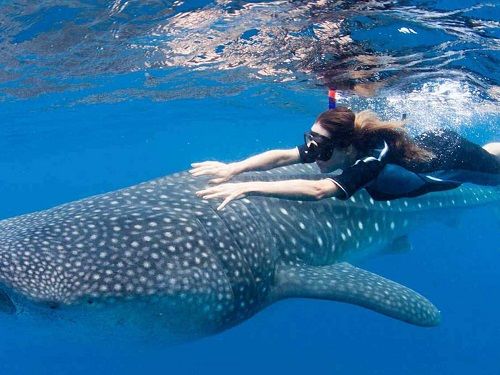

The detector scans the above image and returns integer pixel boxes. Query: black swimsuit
[298,129,500,201]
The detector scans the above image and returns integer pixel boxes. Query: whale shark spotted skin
[0,164,498,338]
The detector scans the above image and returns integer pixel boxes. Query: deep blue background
[0,89,499,374]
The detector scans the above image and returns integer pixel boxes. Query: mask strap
[328,88,336,109]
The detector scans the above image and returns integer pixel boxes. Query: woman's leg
[483,142,500,161]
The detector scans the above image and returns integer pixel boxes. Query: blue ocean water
[0,0,499,374]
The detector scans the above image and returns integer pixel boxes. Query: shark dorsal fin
[272,262,440,327]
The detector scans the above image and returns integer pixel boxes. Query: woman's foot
[483,142,500,161]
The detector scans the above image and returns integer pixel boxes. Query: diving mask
[303,131,335,161]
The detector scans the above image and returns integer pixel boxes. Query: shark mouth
[0,288,16,315]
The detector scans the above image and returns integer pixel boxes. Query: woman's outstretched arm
[190,148,301,184]
[196,178,341,210]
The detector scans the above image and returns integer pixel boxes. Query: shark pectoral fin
[273,262,440,327]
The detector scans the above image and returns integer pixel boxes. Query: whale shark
[0,164,498,339]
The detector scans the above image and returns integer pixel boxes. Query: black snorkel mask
[303,131,335,161]
[301,87,341,162]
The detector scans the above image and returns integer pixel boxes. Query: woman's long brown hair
[316,107,434,163]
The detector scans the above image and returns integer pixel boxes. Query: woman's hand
[196,178,339,210]
[196,182,251,211]
[189,161,238,184]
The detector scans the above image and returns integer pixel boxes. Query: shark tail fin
[272,262,440,327]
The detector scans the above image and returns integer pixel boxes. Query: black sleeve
[327,141,389,200]
[296,144,317,164]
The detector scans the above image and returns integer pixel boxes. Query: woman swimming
[191,107,500,210]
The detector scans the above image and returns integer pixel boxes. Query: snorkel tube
[328,88,336,109]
